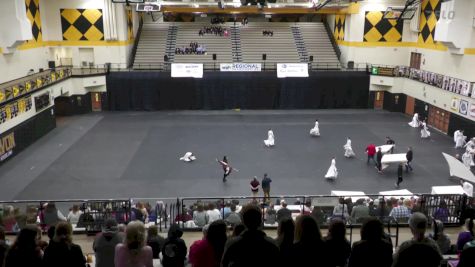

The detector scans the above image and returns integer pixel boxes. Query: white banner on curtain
[277,63,309,78]
[171,64,203,78]
[220,63,262,72]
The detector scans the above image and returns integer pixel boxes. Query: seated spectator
[325,219,351,267]
[332,198,349,221]
[42,202,67,227]
[411,198,427,214]
[221,202,231,219]
[311,206,326,225]
[302,201,312,215]
[264,204,277,225]
[175,207,192,224]
[456,218,474,251]
[225,204,241,226]
[115,221,153,267]
[94,218,123,267]
[36,226,48,251]
[351,199,369,223]
[67,205,83,225]
[147,225,165,259]
[43,221,87,267]
[458,245,475,267]
[1,205,16,232]
[275,218,294,266]
[373,198,390,220]
[403,198,413,212]
[162,224,187,267]
[428,219,451,254]
[290,215,329,266]
[231,223,245,237]
[433,200,450,223]
[193,204,208,227]
[0,226,9,266]
[276,201,292,222]
[13,207,27,231]
[221,204,279,267]
[207,203,222,224]
[348,218,393,267]
[4,224,43,267]
[392,212,442,267]
[389,200,411,222]
[189,220,227,267]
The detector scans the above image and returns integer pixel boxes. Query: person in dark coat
[43,222,86,267]
[406,147,413,172]
[376,148,383,173]
[161,224,187,267]
[4,225,43,267]
[396,163,404,188]
[93,218,123,267]
[324,219,351,267]
[147,225,165,259]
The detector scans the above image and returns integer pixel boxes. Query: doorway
[374,91,384,109]
[91,92,102,111]
[428,106,450,133]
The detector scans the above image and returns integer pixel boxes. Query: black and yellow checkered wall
[334,15,345,41]
[363,11,403,42]
[418,0,441,44]
[60,9,104,41]
[25,0,42,42]
[127,10,134,41]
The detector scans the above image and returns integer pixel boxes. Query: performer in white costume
[465,137,475,148]
[462,151,473,168]
[264,129,275,147]
[455,130,467,148]
[179,152,196,162]
[343,137,355,158]
[454,130,461,144]
[420,120,430,139]
[325,158,338,179]
[310,119,320,137]
[408,113,420,128]
[466,145,475,167]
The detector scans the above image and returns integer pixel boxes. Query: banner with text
[277,63,309,78]
[171,64,203,78]
[220,63,262,72]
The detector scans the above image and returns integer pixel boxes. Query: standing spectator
[221,204,280,267]
[250,177,260,200]
[147,225,165,259]
[456,218,474,251]
[376,147,383,173]
[428,219,451,254]
[291,215,329,266]
[114,221,153,267]
[392,212,442,267]
[264,204,277,225]
[189,220,227,267]
[351,199,369,223]
[93,218,123,267]
[206,203,222,224]
[366,143,376,165]
[193,204,208,227]
[433,200,449,223]
[231,224,245,237]
[389,200,411,222]
[275,218,294,266]
[311,206,326,225]
[348,218,393,267]
[67,205,83,225]
[42,202,66,227]
[332,198,349,221]
[396,163,403,187]
[325,219,351,267]
[225,204,241,226]
[162,224,187,267]
[406,147,413,172]
[276,202,292,222]
[220,202,231,219]
[4,225,43,267]
[261,174,272,203]
[0,226,10,266]
[43,221,87,267]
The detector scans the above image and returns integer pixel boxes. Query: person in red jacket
[366,144,377,165]
[250,177,260,200]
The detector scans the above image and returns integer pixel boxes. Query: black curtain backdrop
[106,71,370,110]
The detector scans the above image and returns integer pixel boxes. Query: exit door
[91,92,101,111]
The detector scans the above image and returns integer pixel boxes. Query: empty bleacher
[298,22,341,69]
[133,22,169,70]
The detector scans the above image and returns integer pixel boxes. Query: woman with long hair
[428,219,451,254]
[42,221,86,267]
[189,220,227,267]
[4,224,43,267]
[275,217,295,265]
[291,215,329,266]
[324,219,351,267]
[457,218,474,252]
[114,220,153,267]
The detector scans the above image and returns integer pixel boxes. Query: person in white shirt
[420,120,430,139]
[67,205,83,225]
[455,130,467,148]
[325,157,338,179]
[461,179,474,197]
[343,137,355,158]
[408,113,420,128]
[264,129,275,147]
[206,203,222,224]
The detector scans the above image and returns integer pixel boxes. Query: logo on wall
[450,97,459,111]
[469,103,475,118]
[459,100,468,116]
[0,132,15,162]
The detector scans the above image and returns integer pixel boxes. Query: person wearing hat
[93,218,123,267]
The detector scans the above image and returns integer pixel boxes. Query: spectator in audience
[189,220,227,267]
[231,223,245,237]
[193,204,208,227]
[458,244,475,267]
[221,202,231,219]
[325,219,351,267]
[276,201,292,222]
[373,198,390,220]
[348,218,393,267]
[43,221,86,267]
[275,217,294,266]
[207,203,222,224]
[1,206,16,232]
[114,220,153,267]
[311,206,326,225]
[351,199,370,223]
[67,205,83,225]
[0,226,9,266]
[162,224,187,267]
[456,218,474,251]
[36,226,48,251]
[333,198,349,221]
[221,204,279,267]
[392,212,442,267]
[4,224,43,267]
[403,198,413,212]
[93,218,123,267]
[147,225,165,259]
[175,207,193,224]
[389,200,411,222]
[291,215,329,266]
[13,207,27,231]
[42,202,67,227]
[433,200,450,223]
[264,204,277,225]
[428,219,451,254]
[225,204,241,226]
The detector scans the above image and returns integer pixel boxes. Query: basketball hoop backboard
[384,7,416,20]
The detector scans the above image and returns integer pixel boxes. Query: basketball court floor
[0,110,463,200]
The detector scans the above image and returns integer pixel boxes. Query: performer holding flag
[216,156,238,182]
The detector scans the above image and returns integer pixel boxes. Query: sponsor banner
[171,63,203,78]
[0,132,15,162]
[459,100,469,115]
[220,63,262,72]
[277,63,309,78]
[469,103,475,118]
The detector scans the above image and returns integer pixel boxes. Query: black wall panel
[54,93,92,116]
[449,113,475,141]
[383,92,406,113]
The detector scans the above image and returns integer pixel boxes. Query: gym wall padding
[106,71,370,110]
